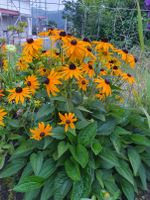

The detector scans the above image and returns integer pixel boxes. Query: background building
[0,0,32,39]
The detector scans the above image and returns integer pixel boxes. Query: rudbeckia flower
[58,112,77,132]
[78,78,89,91]
[2,59,8,71]
[30,122,52,141]
[81,61,95,78]
[0,90,4,98]
[7,87,31,104]
[38,67,50,76]
[111,66,122,76]
[106,58,121,69]
[25,75,40,95]
[116,49,135,68]
[94,39,114,52]
[96,92,106,101]
[0,108,7,126]
[22,38,43,61]
[122,73,135,84]
[99,68,107,76]
[17,57,29,71]
[44,69,62,96]
[95,78,112,96]
[62,38,88,61]
[60,63,82,80]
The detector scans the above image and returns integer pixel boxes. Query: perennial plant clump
[0,29,150,200]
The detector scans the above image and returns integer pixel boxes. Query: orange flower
[122,73,135,84]
[7,87,31,104]
[60,63,82,80]
[0,108,7,126]
[59,112,77,132]
[25,75,40,95]
[116,49,135,68]
[81,61,95,78]
[30,122,52,141]
[95,78,112,96]
[44,69,62,96]
[78,78,89,91]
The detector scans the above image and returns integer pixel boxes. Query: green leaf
[71,168,93,200]
[128,148,141,176]
[0,159,25,178]
[76,120,92,130]
[113,126,131,135]
[97,119,116,135]
[57,141,68,158]
[54,171,72,200]
[38,159,56,178]
[136,0,144,51]
[100,149,119,167]
[69,144,89,168]
[52,126,66,140]
[115,160,134,186]
[65,158,81,181]
[121,179,135,200]
[19,163,33,183]
[40,174,55,200]
[35,103,54,121]
[24,189,40,200]
[7,119,21,128]
[139,163,147,190]
[30,152,44,176]
[131,135,150,147]
[0,153,6,170]
[96,170,104,188]
[91,139,102,155]
[78,121,97,146]
[14,176,45,192]
[110,134,121,154]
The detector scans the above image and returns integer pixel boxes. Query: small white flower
[6,44,16,53]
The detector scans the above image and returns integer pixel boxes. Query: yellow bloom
[2,59,8,71]
[116,49,135,68]
[94,39,114,52]
[95,78,112,96]
[106,58,121,69]
[99,68,107,76]
[122,73,135,84]
[60,63,82,80]
[7,87,31,104]
[30,122,52,141]
[111,66,122,76]
[59,112,77,132]
[22,38,43,61]
[78,78,89,91]
[81,61,95,78]
[25,75,40,95]
[17,57,29,71]
[38,67,50,76]
[44,69,62,96]
[62,38,88,61]
[96,92,106,101]
[0,108,7,126]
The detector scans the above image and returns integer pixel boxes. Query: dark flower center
[101,38,108,43]
[109,60,114,64]
[27,81,31,86]
[134,57,138,63]
[87,47,92,52]
[105,79,110,85]
[69,63,76,70]
[55,52,60,56]
[113,66,118,70]
[88,64,93,69]
[40,132,45,137]
[48,28,54,31]
[83,37,90,42]
[59,31,66,37]
[42,50,47,54]
[71,40,77,45]
[44,78,50,84]
[43,68,47,72]
[123,49,128,54]
[127,73,131,77]
[67,33,72,36]
[81,80,86,85]
[100,69,105,72]
[103,51,108,56]
[26,38,34,44]
[15,87,23,93]
[66,120,71,124]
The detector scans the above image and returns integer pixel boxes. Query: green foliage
[1,101,150,199]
